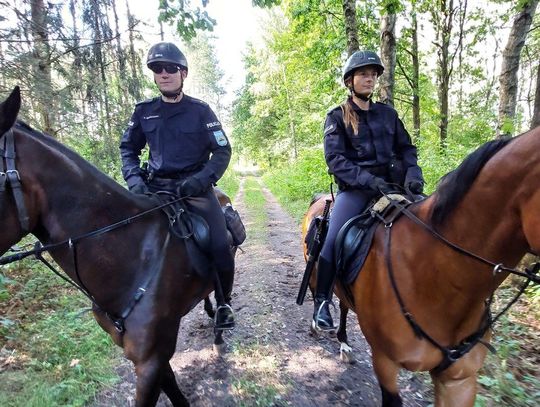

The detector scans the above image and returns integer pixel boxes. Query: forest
[0,0,539,406]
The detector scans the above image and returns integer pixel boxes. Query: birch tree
[498,0,539,136]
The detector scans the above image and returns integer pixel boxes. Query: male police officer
[119,42,235,330]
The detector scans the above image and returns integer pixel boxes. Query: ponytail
[340,100,359,136]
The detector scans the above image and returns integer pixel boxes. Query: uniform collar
[348,97,377,114]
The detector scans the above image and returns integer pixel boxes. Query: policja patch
[214,130,228,146]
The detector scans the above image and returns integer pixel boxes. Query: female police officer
[312,50,424,332]
[119,42,235,330]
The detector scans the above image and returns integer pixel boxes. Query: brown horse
[0,87,233,406]
[302,129,540,406]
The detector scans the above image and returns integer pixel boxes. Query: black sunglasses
[149,64,182,74]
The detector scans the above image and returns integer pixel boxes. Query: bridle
[373,196,540,373]
[0,127,30,232]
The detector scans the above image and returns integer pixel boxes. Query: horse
[0,87,233,407]
[301,128,540,406]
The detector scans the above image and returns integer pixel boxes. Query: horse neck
[437,133,540,271]
[17,130,153,244]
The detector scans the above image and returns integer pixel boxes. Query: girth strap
[3,129,30,232]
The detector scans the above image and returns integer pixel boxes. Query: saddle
[334,194,410,284]
[153,192,213,278]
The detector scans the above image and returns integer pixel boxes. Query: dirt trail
[93,176,430,406]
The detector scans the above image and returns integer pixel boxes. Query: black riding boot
[214,268,235,331]
[312,257,335,331]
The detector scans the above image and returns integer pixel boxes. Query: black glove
[405,180,424,195]
[129,182,150,195]
[367,177,393,194]
[178,177,205,197]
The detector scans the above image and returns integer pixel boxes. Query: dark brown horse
[0,87,232,406]
[302,129,540,406]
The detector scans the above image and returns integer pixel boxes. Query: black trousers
[148,178,235,301]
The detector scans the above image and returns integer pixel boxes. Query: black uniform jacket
[120,95,231,189]
[323,99,423,189]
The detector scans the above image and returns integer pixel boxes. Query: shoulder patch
[213,130,228,146]
[324,123,336,135]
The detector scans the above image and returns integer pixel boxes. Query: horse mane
[430,136,514,228]
[14,120,130,195]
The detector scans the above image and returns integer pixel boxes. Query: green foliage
[0,262,120,406]
[475,295,540,407]
[262,148,331,221]
[158,0,216,41]
[218,168,241,200]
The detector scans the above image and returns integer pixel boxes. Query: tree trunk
[379,12,397,106]
[342,0,359,56]
[532,64,540,129]
[89,0,113,158]
[498,0,539,137]
[411,6,421,138]
[431,0,455,149]
[126,0,142,100]
[30,0,55,135]
[112,0,126,105]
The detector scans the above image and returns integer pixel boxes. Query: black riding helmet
[342,50,384,82]
[147,42,188,71]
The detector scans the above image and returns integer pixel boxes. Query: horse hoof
[340,342,354,363]
[213,342,226,356]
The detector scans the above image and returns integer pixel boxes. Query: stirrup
[312,300,336,332]
[214,304,235,331]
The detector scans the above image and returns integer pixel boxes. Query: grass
[0,257,122,407]
[241,176,269,243]
[230,340,290,407]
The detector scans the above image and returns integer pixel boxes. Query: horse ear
[0,86,21,134]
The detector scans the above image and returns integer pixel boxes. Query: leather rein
[372,196,540,374]
[0,127,189,333]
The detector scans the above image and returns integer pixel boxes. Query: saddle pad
[334,193,410,285]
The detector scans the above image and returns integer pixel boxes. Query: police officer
[313,50,424,331]
[119,41,235,330]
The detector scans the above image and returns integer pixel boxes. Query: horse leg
[337,302,354,363]
[213,329,225,355]
[372,352,402,407]
[430,341,488,406]
[133,356,164,407]
[204,296,215,319]
[430,370,478,407]
[161,362,189,407]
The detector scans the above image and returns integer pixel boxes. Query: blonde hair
[340,100,359,136]
[341,76,359,135]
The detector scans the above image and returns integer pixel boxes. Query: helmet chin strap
[348,85,371,102]
[156,80,184,101]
